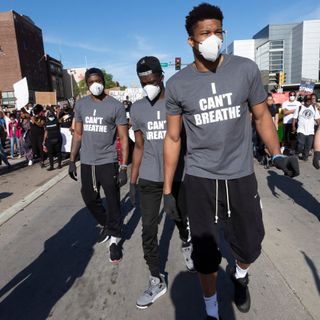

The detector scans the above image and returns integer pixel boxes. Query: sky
[1,0,320,87]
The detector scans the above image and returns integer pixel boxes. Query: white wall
[301,20,320,81]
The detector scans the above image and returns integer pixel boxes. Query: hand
[68,161,77,181]
[313,151,320,169]
[117,169,128,187]
[163,193,181,222]
[129,183,137,206]
[273,155,300,177]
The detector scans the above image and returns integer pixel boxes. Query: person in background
[43,108,63,171]
[30,104,46,167]
[0,137,11,168]
[266,93,279,130]
[292,94,320,161]
[8,113,22,159]
[282,91,301,155]
[20,108,33,166]
[313,126,320,169]
[0,111,7,148]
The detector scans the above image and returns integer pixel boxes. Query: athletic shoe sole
[98,235,111,244]
[108,257,122,264]
[136,286,167,310]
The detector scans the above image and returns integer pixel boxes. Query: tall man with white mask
[163,3,299,319]
[129,56,194,309]
[68,68,129,264]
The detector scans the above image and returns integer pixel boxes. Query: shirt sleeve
[74,101,82,122]
[248,62,268,107]
[130,104,140,131]
[166,80,183,115]
[293,106,299,119]
[115,103,128,125]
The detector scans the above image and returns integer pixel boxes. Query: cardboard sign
[35,91,57,106]
[299,78,316,94]
[13,77,29,110]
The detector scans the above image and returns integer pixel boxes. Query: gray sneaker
[182,242,196,272]
[136,274,167,309]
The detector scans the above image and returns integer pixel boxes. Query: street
[0,161,319,320]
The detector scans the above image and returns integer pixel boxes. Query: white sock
[235,264,249,279]
[204,293,218,318]
[109,236,119,246]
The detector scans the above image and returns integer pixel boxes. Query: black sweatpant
[138,179,190,277]
[81,163,121,237]
[47,138,62,168]
[296,133,314,158]
[184,173,265,274]
[30,129,45,162]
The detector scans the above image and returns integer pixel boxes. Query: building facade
[227,20,320,90]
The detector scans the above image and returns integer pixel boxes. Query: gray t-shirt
[130,97,167,182]
[166,54,267,180]
[75,95,127,165]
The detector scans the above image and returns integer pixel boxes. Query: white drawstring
[215,180,218,224]
[225,180,231,218]
[92,165,98,192]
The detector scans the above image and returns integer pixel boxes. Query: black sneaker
[229,267,251,313]
[109,243,122,264]
[97,226,110,244]
[47,166,54,171]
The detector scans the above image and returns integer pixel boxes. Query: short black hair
[185,3,224,36]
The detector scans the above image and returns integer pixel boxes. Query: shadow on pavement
[118,192,141,249]
[159,212,176,277]
[0,192,13,201]
[267,170,320,221]
[0,208,98,320]
[301,251,320,295]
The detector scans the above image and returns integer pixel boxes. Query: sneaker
[57,164,62,169]
[97,226,110,244]
[28,160,33,166]
[47,166,54,171]
[181,242,196,272]
[229,266,251,313]
[109,243,122,264]
[18,155,22,158]
[40,162,45,168]
[136,274,167,309]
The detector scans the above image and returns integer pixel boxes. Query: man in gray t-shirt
[68,68,129,264]
[163,4,299,320]
[129,56,193,310]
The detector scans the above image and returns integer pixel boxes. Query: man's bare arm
[117,124,129,165]
[70,121,83,162]
[163,114,182,194]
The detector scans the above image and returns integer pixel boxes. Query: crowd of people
[0,102,74,170]
[253,91,320,168]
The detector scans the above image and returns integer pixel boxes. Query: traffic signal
[281,72,286,85]
[275,72,280,85]
[175,57,181,70]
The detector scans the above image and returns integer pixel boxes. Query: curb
[0,167,70,226]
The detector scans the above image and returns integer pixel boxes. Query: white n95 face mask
[89,82,104,96]
[198,34,222,62]
[143,84,161,101]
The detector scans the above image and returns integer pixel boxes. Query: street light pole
[69,69,75,98]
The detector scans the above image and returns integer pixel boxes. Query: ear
[188,36,195,49]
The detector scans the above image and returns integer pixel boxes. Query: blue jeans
[10,136,21,157]
[0,139,10,166]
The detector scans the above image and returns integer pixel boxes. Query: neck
[193,54,223,72]
[91,92,107,102]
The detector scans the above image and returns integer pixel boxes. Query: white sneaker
[181,241,196,272]
[28,160,33,166]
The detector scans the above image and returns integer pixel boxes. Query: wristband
[120,164,128,170]
[272,154,286,161]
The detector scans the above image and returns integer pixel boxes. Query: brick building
[0,11,64,106]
